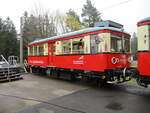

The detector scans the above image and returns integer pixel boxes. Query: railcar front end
[136,17,150,87]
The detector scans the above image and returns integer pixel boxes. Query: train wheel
[97,78,107,87]
[70,72,77,81]
[41,68,47,75]
[51,69,59,78]
[82,76,92,83]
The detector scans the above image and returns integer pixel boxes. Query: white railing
[0,55,10,81]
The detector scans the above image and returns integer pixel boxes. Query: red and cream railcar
[137,17,150,87]
[28,20,131,83]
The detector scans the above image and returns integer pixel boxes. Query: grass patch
[131,62,137,67]
[129,78,136,83]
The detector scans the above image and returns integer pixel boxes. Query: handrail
[1,55,9,65]
[23,59,28,73]
[0,55,10,81]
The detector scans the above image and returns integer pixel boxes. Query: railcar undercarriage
[29,66,137,87]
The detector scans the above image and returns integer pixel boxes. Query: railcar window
[44,44,48,55]
[39,44,44,56]
[28,47,30,56]
[97,33,110,53]
[90,35,99,54]
[111,38,122,52]
[34,46,38,56]
[124,38,130,52]
[72,37,84,54]
[62,39,71,54]
[29,46,33,56]
[55,37,85,55]
[55,41,62,55]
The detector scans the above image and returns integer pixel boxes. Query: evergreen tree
[4,17,19,59]
[0,18,5,55]
[0,17,19,59]
[81,0,102,27]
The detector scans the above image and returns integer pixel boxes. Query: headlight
[111,57,119,64]
[128,56,133,63]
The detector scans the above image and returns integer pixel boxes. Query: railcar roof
[138,17,150,24]
[29,27,129,45]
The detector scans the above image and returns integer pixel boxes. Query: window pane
[124,38,130,52]
[39,45,44,56]
[34,46,38,56]
[30,46,33,56]
[62,39,71,54]
[72,37,84,54]
[55,41,62,55]
[28,47,30,56]
[111,38,122,52]
[90,35,98,54]
[44,44,48,55]
[97,33,110,53]
[84,36,90,54]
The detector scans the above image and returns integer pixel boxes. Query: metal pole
[121,28,124,53]
[20,17,23,65]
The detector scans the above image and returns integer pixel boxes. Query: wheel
[51,69,59,78]
[97,78,107,87]
[70,73,77,81]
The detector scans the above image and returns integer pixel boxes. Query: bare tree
[53,10,68,34]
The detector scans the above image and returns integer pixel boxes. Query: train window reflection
[39,45,44,56]
[124,38,130,52]
[62,39,71,54]
[44,44,48,56]
[34,46,38,56]
[111,38,122,52]
[72,37,84,54]
[29,46,33,56]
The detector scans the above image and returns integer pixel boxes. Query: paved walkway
[15,83,150,113]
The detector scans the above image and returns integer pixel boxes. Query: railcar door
[48,43,55,66]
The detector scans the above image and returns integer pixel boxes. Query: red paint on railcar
[138,52,150,76]
[137,21,150,26]
[107,54,131,69]
[28,53,131,72]
[53,54,107,72]
[28,56,49,67]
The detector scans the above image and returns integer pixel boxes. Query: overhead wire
[100,0,133,11]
